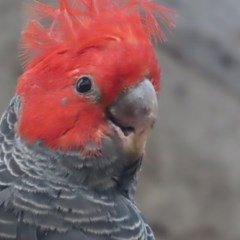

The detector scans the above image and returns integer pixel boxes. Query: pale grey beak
[108,78,158,136]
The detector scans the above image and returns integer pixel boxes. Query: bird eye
[76,76,93,93]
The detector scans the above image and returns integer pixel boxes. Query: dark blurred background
[0,1,240,239]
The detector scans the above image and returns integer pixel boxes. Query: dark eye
[76,76,92,93]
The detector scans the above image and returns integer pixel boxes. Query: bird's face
[17,40,160,161]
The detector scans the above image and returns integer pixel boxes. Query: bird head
[16,0,175,161]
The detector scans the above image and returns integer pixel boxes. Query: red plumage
[20,0,175,69]
[16,0,175,154]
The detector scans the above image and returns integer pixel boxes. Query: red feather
[17,0,175,152]
[20,0,175,69]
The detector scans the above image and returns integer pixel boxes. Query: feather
[20,0,175,69]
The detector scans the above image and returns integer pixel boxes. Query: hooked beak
[107,79,158,159]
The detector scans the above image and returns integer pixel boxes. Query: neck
[13,138,142,196]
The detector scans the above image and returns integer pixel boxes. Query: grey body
[0,97,155,240]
